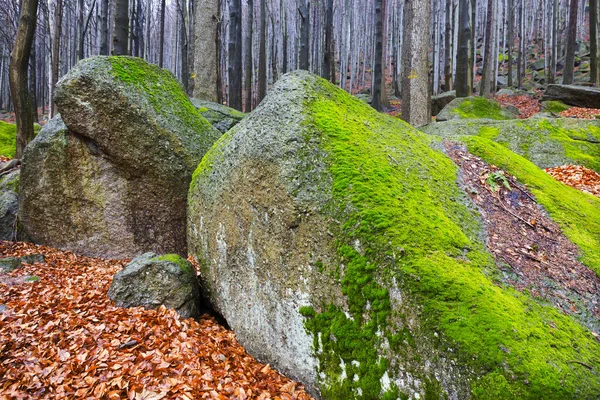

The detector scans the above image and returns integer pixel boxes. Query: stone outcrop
[542,84,600,108]
[190,98,245,133]
[19,56,221,258]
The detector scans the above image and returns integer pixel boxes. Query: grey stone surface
[0,257,22,272]
[19,56,221,258]
[107,253,202,319]
[543,84,600,108]
[0,169,19,240]
[431,90,456,116]
[190,98,246,133]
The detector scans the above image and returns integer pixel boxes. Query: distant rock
[190,98,246,133]
[436,96,517,121]
[0,169,19,240]
[431,90,456,116]
[19,56,221,258]
[496,88,515,96]
[108,253,202,319]
[0,254,44,272]
[188,71,600,399]
[542,84,600,108]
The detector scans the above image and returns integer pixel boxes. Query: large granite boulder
[0,168,20,240]
[190,98,246,133]
[188,71,600,399]
[421,117,600,172]
[108,253,202,319]
[19,56,221,258]
[436,96,518,121]
[542,84,600,108]
[431,90,456,116]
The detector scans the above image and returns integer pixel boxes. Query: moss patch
[542,100,571,114]
[300,77,600,398]
[0,121,41,158]
[453,97,512,120]
[153,254,194,274]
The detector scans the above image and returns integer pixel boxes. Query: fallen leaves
[545,165,600,198]
[0,242,314,400]
[495,94,540,119]
[559,107,600,119]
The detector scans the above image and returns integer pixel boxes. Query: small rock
[0,257,22,272]
[21,254,45,264]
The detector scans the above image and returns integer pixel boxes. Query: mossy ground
[542,100,571,114]
[453,97,512,120]
[299,76,600,398]
[0,121,41,158]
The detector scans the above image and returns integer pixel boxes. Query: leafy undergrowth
[545,165,600,197]
[495,94,540,119]
[0,241,313,400]
[560,107,600,119]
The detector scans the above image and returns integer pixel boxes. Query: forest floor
[0,241,313,400]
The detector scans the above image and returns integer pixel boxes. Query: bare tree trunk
[113,0,129,55]
[100,0,109,55]
[51,0,63,116]
[507,0,514,86]
[30,37,39,123]
[282,1,288,73]
[591,0,599,84]
[563,0,578,84]
[456,0,472,96]
[298,0,309,70]
[323,0,334,81]
[193,0,219,101]
[10,0,38,159]
[228,0,243,110]
[517,0,522,88]
[159,0,166,66]
[179,0,189,93]
[80,0,96,60]
[444,0,453,91]
[76,0,84,60]
[258,0,267,101]
[481,0,496,97]
[371,0,384,111]
[244,0,253,111]
[401,0,431,126]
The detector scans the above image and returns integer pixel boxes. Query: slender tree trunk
[517,0,523,88]
[549,0,558,84]
[244,0,253,111]
[563,0,578,84]
[258,0,267,101]
[228,0,243,110]
[10,0,39,159]
[481,0,496,97]
[444,0,453,91]
[113,0,129,55]
[299,0,309,70]
[371,0,384,110]
[590,0,599,84]
[401,0,431,126]
[30,38,39,123]
[100,0,109,55]
[159,0,166,66]
[80,0,96,60]
[323,0,334,81]
[507,0,513,86]
[180,0,189,93]
[282,2,288,73]
[193,0,219,101]
[456,0,472,96]
[51,0,63,116]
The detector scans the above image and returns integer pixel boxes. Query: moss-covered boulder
[436,96,518,121]
[543,84,600,108]
[19,56,221,258]
[190,98,245,133]
[421,117,600,172]
[431,90,456,116]
[108,252,202,318]
[0,168,19,240]
[188,71,600,399]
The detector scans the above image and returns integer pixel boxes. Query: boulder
[190,98,246,133]
[0,169,19,240]
[436,96,517,121]
[542,84,600,108]
[421,117,600,172]
[107,253,202,319]
[19,57,221,258]
[431,90,456,116]
[0,254,45,272]
[188,71,600,399]
[496,88,515,96]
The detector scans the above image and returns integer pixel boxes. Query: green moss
[462,135,600,274]
[454,97,511,120]
[478,126,500,140]
[298,76,600,398]
[25,275,40,282]
[543,100,571,114]
[153,254,194,274]
[0,121,41,158]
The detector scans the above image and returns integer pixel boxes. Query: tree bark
[456,0,472,96]
[590,0,599,84]
[258,0,267,101]
[159,0,166,66]
[323,0,334,81]
[298,0,309,70]
[228,0,243,110]
[180,0,189,93]
[100,0,109,55]
[481,0,496,97]
[113,0,130,55]
[401,0,431,126]
[244,0,254,111]
[30,37,39,123]
[10,0,38,159]
[371,0,384,111]
[507,0,513,86]
[444,0,453,91]
[51,0,63,116]
[193,0,220,101]
[563,0,578,84]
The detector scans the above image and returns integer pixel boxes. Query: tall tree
[51,0,63,116]
[179,0,189,93]
[549,0,558,84]
[100,0,109,55]
[563,0,578,84]
[193,0,220,101]
[113,0,129,55]
[159,0,166,66]
[371,0,384,110]
[258,0,266,101]
[228,0,243,110]
[298,0,309,70]
[507,0,514,87]
[481,0,497,97]
[244,0,253,111]
[444,0,453,91]
[401,0,431,126]
[590,0,599,84]
[323,0,334,81]
[9,0,38,158]
[455,0,472,96]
